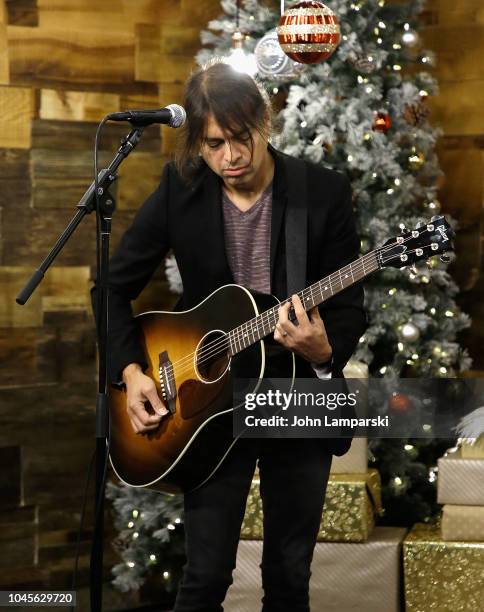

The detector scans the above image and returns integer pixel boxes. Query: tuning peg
[440,254,451,264]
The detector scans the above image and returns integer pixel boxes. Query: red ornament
[388,393,412,414]
[372,111,392,133]
[277,1,341,65]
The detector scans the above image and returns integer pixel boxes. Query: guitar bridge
[158,351,177,414]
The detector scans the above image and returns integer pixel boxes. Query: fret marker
[345,274,349,278]
[324,286,328,290]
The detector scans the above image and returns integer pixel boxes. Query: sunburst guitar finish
[108,285,294,493]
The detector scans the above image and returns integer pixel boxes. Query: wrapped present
[342,359,369,379]
[437,448,484,506]
[460,436,484,458]
[226,527,406,612]
[442,505,484,541]
[241,470,382,542]
[331,360,369,474]
[404,523,484,611]
[318,470,382,542]
[241,476,264,540]
[330,436,368,474]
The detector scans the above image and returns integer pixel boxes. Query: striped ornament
[276,1,341,64]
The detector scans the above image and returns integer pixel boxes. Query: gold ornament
[408,148,425,171]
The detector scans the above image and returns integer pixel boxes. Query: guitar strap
[284,156,308,296]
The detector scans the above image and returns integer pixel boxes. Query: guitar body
[108,284,294,494]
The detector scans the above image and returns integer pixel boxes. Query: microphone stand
[16,123,146,612]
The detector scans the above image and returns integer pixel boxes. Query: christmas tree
[194,0,471,525]
[108,0,472,591]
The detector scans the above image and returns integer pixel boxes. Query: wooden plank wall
[0,0,221,389]
[421,0,484,368]
[0,0,220,596]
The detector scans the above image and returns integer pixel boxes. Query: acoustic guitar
[108,215,454,493]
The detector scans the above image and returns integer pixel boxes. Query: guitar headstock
[377,216,454,269]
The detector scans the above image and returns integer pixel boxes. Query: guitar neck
[227,250,380,357]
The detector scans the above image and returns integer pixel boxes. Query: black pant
[173,437,332,612]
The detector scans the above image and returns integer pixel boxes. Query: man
[100,62,366,611]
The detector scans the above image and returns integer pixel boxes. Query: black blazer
[92,146,367,454]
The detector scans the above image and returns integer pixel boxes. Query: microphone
[107,104,186,128]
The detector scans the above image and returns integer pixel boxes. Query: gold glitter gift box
[404,523,484,612]
[241,469,382,542]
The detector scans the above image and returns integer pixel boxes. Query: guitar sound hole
[196,330,230,383]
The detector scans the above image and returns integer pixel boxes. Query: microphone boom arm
[16,125,144,305]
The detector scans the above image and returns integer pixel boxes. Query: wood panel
[5,0,38,26]
[428,81,484,136]
[420,4,484,350]
[39,89,120,122]
[437,146,483,223]
[0,148,30,209]
[0,446,23,508]
[117,152,163,210]
[424,0,484,25]
[0,267,43,327]
[0,1,218,595]
[0,23,9,84]
[7,25,140,93]
[421,25,484,82]
[135,23,161,83]
[0,86,35,148]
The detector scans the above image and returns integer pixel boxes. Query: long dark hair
[175,61,273,182]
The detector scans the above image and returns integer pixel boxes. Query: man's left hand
[274,294,333,364]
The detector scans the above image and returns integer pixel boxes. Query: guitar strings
[161,236,432,381]
[163,241,428,381]
[165,230,433,375]
[165,258,380,380]
[164,238,434,378]
[164,250,378,376]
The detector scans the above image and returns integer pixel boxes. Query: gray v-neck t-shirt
[222,182,273,295]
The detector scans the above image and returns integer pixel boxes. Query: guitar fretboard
[227,251,380,356]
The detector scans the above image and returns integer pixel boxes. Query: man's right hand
[122,363,169,434]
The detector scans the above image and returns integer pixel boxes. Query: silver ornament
[400,322,420,342]
[255,30,305,80]
[402,29,419,47]
[425,199,441,215]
